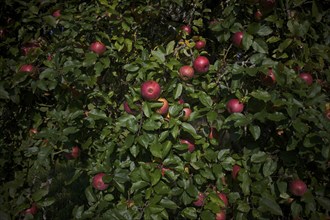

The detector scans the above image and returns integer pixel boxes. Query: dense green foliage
[1,0,330,219]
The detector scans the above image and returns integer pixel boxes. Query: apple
[180,139,195,152]
[232,31,244,48]
[195,40,206,50]
[217,192,228,207]
[299,72,313,85]
[209,127,221,140]
[23,203,38,215]
[182,107,192,121]
[226,99,244,113]
[260,0,276,10]
[180,25,191,35]
[141,80,161,101]
[179,65,195,80]
[290,179,307,196]
[325,109,330,121]
[254,9,263,21]
[232,165,241,180]
[52,9,61,17]
[29,128,38,135]
[156,98,169,115]
[261,68,276,86]
[123,101,136,115]
[21,42,39,56]
[193,192,205,207]
[178,98,185,104]
[92,173,109,190]
[193,56,210,73]
[215,210,226,220]
[64,146,80,159]
[19,64,36,73]
[89,41,106,55]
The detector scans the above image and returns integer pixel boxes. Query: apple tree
[0,0,329,219]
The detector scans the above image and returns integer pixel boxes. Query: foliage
[1,0,330,219]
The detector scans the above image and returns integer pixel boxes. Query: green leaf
[249,124,261,140]
[0,84,9,99]
[174,83,183,99]
[277,38,293,52]
[151,50,165,63]
[256,25,273,36]
[142,102,152,117]
[123,63,139,72]
[131,181,149,193]
[83,53,97,66]
[242,33,253,50]
[32,188,49,202]
[166,41,175,55]
[251,151,267,163]
[316,197,330,211]
[259,197,283,216]
[252,39,268,54]
[159,198,179,209]
[150,169,162,186]
[263,159,277,177]
[124,38,132,52]
[181,122,197,137]
[250,90,271,102]
[43,15,56,27]
[199,91,213,107]
[143,118,162,131]
[181,207,197,219]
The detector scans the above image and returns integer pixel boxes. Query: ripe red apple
[89,41,106,55]
[52,10,61,17]
[178,98,185,104]
[141,80,161,101]
[156,98,169,115]
[179,65,195,80]
[290,179,307,196]
[19,64,35,73]
[193,192,205,207]
[254,9,263,21]
[195,40,206,50]
[23,203,38,215]
[180,139,195,152]
[232,165,241,180]
[299,72,313,86]
[215,210,226,220]
[217,192,228,207]
[182,107,192,121]
[64,146,80,159]
[193,56,210,73]
[92,173,109,190]
[232,32,244,48]
[325,109,330,121]
[226,99,244,113]
[180,25,191,35]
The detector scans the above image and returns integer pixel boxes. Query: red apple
[52,10,61,17]
[254,9,263,21]
[123,101,136,115]
[19,64,35,73]
[226,99,244,113]
[299,72,313,85]
[23,203,38,215]
[193,192,205,207]
[178,98,185,104]
[325,109,330,121]
[21,42,39,56]
[217,192,228,207]
[179,65,195,80]
[195,40,206,50]
[182,107,192,121]
[290,179,307,196]
[29,128,38,135]
[89,41,106,55]
[181,25,191,35]
[193,56,210,73]
[261,68,276,86]
[64,146,80,159]
[232,32,244,48]
[215,210,226,220]
[141,80,161,101]
[180,139,195,152]
[156,98,169,115]
[232,165,241,180]
[92,173,109,190]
